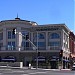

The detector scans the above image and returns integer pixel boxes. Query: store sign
[36,28,59,31]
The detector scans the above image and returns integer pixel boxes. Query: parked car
[1,56,16,62]
[72,63,75,70]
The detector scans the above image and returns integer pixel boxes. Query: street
[0,68,74,75]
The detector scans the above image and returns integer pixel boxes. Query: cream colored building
[0,17,70,69]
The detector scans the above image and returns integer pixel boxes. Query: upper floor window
[0,32,3,40]
[22,31,29,39]
[33,33,45,40]
[33,42,45,47]
[8,31,15,39]
[7,41,15,50]
[49,42,60,46]
[38,33,44,39]
[8,31,11,39]
[22,41,29,47]
[12,31,15,39]
[50,33,60,39]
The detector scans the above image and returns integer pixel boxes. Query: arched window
[33,33,45,40]
[50,33,60,39]
[38,33,44,39]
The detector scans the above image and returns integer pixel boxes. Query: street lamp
[36,32,38,69]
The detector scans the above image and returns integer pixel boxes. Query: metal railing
[0,46,61,51]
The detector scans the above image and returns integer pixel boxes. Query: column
[30,32,34,50]
[3,28,6,50]
[61,29,64,50]
[16,27,22,51]
[46,32,48,50]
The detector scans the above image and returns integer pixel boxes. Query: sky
[0,0,74,33]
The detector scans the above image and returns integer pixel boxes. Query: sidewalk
[0,66,71,71]
[29,67,71,71]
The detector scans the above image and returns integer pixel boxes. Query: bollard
[29,63,31,69]
[20,62,23,68]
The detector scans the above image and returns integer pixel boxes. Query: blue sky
[0,0,74,33]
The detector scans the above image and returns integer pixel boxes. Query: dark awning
[63,59,70,62]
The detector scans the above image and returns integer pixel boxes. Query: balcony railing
[0,46,61,51]
[21,47,46,51]
[48,46,61,50]
[0,46,16,51]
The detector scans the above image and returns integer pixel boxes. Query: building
[0,17,71,69]
[69,32,75,63]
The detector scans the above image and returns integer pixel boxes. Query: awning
[50,59,58,61]
[2,58,15,61]
[63,59,70,62]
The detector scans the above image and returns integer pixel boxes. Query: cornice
[0,20,32,26]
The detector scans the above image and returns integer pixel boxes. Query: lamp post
[12,28,39,69]
[36,32,38,69]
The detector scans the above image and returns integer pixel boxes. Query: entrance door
[24,57,31,67]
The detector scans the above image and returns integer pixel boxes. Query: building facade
[0,17,71,69]
[69,32,75,63]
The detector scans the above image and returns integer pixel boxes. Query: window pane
[33,42,45,47]
[22,41,26,47]
[38,33,44,39]
[26,42,29,47]
[8,42,11,46]
[0,32,3,40]
[8,31,11,39]
[50,33,60,39]
[22,31,29,39]
[12,42,15,47]
[49,42,60,46]
[12,31,15,39]
[33,33,45,40]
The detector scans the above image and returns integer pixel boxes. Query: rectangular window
[22,41,26,47]
[8,42,11,46]
[22,31,29,39]
[8,31,11,39]
[8,31,15,39]
[0,43,3,50]
[12,31,15,39]
[26,42,29,47]
[12,41,15,50]
[7,42,11,50]
[49,42,60,46]
[0,32,3,40]
[33,42,45,47]
[7,41,15,50]
[12,42,15,47]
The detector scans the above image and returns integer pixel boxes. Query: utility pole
[36,32,38,69]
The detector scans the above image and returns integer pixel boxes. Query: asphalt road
[0,68,74,75]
